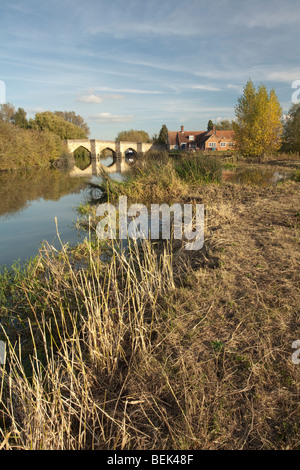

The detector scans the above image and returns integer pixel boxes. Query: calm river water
[0,166,120,267]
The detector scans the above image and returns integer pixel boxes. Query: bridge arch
[124,147,138,163]
[99,147,117,167]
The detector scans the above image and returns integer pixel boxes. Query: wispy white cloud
[77,94,104,104]
[189,84,221,92]
[76,0,300,41]
[3,0,43,18]
[77,92,125,103]
[160,98,234,115]
[90,112,134,123]
[94,86,164,95]
[266,70,300,83]
[232,1,300,29]
[227,84,244,94]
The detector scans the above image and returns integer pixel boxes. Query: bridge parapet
[65,139,155,159]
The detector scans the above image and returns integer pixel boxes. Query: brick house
[168,125,235,152]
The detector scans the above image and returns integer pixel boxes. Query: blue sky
[1,0,300,140]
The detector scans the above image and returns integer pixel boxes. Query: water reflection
[0,166,125,267]
[0,167,92,267]
[223,167,290,186]
[0,167,90,218]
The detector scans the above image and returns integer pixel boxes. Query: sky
[0,0,300,140]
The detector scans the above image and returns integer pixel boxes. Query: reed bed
[0,236,177,450]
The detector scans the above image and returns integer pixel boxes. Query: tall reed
[0,236,175,450]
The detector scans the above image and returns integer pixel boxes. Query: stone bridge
[65,139,155,175]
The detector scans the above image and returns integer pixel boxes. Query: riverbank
[0,156,299,450]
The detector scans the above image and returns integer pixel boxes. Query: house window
[220,142,226,147]
[228,142,234,147]
[189,135,194,141]
[209,142,217,148]
[173,145,178,149]
[181,144,186,150]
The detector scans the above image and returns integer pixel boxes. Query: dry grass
[0,175,299,450]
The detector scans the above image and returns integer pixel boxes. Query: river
[0,165,120,268]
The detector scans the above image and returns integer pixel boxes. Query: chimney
[212,125,216,133]
[181,125,184,133]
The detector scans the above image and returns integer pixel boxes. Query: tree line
[0,104,90,140]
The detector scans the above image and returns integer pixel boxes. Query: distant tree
[215,119,234,130]
[29,111,87,140]
[282,103,300,152]
[0,103,16,123]
[54,111,90,136]
[207,120,214,131]
[116,129,151,143]
[157,124,169,148]
[233,80,282,158]
[13,108,28,129]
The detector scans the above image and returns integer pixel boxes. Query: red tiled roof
[178,132,206,146]
[215,130,235,139]
[205,130,235,138]
[168,131,179,146]
[168,131,207,146]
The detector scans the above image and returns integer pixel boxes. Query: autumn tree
[0,120,65,170]
[54,111,90,136]
[215,119,234,130]
[233,80,282,158]
[281,103,300,153]
[0,103,16,123]
[116,129,151,143]
[29,111,88,140]
[13,108,28,129]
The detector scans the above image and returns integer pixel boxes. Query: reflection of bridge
[66,139,155,175]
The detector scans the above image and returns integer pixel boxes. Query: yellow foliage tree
[233,80,283,158]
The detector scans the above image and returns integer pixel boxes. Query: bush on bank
[174,153,222,184]
[0,121,66,171]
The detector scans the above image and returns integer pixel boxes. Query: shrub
[175,154,222,184]
[0,122,66,170]
[292,169,300,182]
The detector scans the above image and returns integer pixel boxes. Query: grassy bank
[0,121,66,171]
[0,154,299,450]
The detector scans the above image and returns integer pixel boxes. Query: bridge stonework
[65,139,155,175]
